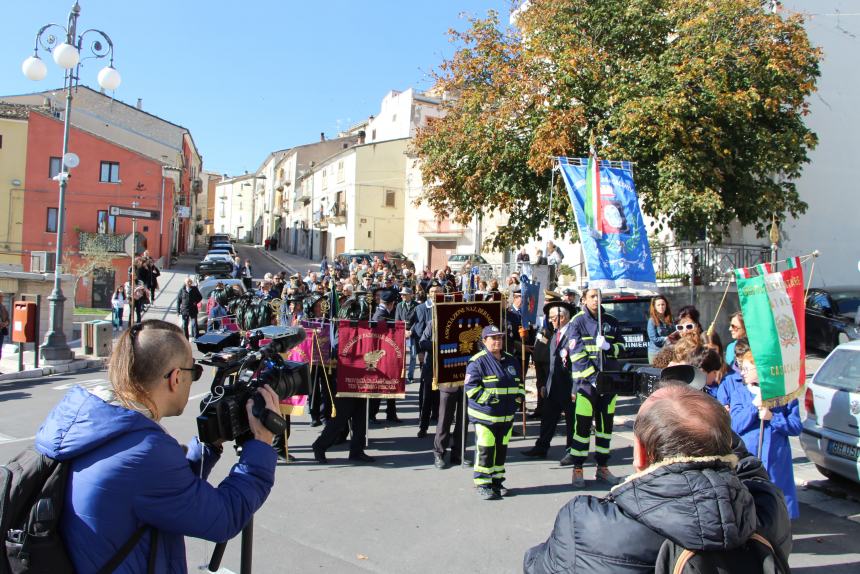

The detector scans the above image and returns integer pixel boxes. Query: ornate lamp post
[21,2,121,361]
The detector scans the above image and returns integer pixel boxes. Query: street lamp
[22,1,121,362]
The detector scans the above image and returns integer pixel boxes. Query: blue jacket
[465,349,524,424]
[35,386,276,573]
[721,381,802,519]
[568,308,623,390]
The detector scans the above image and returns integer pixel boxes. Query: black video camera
[197,326,310,445]
[594,364,699,399]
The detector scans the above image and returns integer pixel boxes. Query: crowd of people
[111,251,162,330]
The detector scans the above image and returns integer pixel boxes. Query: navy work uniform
[567,305,624,472]
[465,326,524,496]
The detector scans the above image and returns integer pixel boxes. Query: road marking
[53,378,108,391]
[0,434,36,445]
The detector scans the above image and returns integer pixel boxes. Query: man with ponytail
[34,319,280,573]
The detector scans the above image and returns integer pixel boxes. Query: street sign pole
[130,201,138,325]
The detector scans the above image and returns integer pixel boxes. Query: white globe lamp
[52,42,80,69]
[21,56,48,81]
[97,66,122,91]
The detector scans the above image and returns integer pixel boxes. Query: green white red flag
[734,257,806,406]
[584,151,605,235]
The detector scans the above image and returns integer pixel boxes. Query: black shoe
[492,481,509,497]
[310,419,323,427]
[276,451,288,462]
[386,416,402,424]
[369,417,381,425]
[434,454,447,469]
[522,448,548,459]
[559,453,576,467]
[477,486,501,500]
[417,428,428,438]
[450,456,470,466]
[527,411,543,420]
[348,452,375,463]
[512,427,523,437]
[312,445,328,464]
[288,454,297,462]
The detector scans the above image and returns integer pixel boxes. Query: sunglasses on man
[163,362,204,382]
[675,323,696,332]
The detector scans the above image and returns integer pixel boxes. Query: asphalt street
[0,247,858,573]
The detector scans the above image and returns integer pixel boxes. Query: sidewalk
[254,245,319,275]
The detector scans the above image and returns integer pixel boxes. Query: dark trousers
[418,360,439,431]
[433,389,463,458]
[308,367,332,423]
[313,396,368,455]
[181,313,198,339]
[534,392,574,453]
[533,360,549,415]
[272,416,291,456]
[570,390,617,467]
[369,398,397,419]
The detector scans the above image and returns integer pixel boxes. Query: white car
[800,340,860,484]
[203,252,233,263]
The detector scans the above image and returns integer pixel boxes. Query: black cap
[543,300,576,317]
[377,289,397,303]
[562,288,577,296]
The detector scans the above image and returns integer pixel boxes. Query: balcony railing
[79,232,127,253]
[418,218,467,237]
[651,242,771,284]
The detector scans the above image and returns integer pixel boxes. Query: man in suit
[176,276,203,340]
[523,301,576,463]
[414,283,441,438]
[396,288,419,382]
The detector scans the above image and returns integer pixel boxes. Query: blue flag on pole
[557,156,657,289]
[519,275,540,328]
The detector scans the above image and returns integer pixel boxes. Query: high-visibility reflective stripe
[575,396,594,417]
[465,387,481,398]
[484,387,521,395]
[571,352,588,361]
[482,376,499,382]
[584,345,599,352]
[468,408,515,423]
[478,390,492,404]
[594,431,612,440]
[595,446,610,454]
[474,477,493,485]
[572,366,596,379]
[607,395,617,414]
[470,350,487,362]
[568,448,589,457]
[476,424,496,446]
[582,335,594,340]
[572,434,590,444]
[474,464,494,474]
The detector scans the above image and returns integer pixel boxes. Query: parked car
[196,253,234,280]
[805,287,860,353]
[210,242,236,256]
[379,251,415,271]
[800,340,860,484]
[337,250,415,271]
[447,253,488,272]
[208,234,233,248]
[196,278,246,331]
[598,291,653,363]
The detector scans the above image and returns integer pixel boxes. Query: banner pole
[366,396,370,449]
[461,383,468,468]
[596,289,604,372]
[758,235,781,457]
[520,326,527,439]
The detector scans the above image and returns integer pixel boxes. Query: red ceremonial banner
[336,320,406,398]
[300,320,333,367]
[432,300,504,389]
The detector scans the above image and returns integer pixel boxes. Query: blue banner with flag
[557,156,657,289]
[519,275,540,328]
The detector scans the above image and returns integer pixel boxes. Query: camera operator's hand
[246,385,280,445]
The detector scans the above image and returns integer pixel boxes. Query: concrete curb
[0,357,107,382]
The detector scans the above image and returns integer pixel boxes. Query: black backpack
[1,447,157,574]
[655,532,791,574]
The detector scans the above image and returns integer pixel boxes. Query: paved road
[2,364,860,573]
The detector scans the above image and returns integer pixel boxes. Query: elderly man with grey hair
[524,384,792,573]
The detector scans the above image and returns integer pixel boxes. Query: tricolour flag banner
[557,156,657,289]
[336,320,406,398]
[519,275,541,328]
[432,300,504,390]
[735,257,806,406]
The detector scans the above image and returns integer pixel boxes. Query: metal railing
[651,242,770,284]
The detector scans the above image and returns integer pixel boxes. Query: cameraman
[34,320,278,573]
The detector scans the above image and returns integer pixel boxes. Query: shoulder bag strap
[672,549,696,574]
[95,525,154,574]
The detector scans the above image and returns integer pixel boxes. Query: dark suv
[599,292,653,363]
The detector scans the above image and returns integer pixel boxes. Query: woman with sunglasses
[672,305,703,341]
[646,295,673,364]
[726,351,801,520]
[725,312,746,367]
[32,319,281,572]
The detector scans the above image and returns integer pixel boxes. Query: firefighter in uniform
[565,288,624,487]
[465,325,524,500]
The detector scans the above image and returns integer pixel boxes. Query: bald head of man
[632,384,733,472]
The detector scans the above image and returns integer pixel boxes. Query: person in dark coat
[396,287,419,382]
[369,290,400,423]
[522,301,576,460]
[415,283,441,437]
[176,276,203,340]
[523,384,792,574]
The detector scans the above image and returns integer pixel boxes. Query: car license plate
[827,439,860,461]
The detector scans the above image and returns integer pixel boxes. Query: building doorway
[428,240,456,272]
[92,268,115,309]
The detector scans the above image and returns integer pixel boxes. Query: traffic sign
[109,205,159,220]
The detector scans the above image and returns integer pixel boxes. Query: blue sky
[2,0,513,175]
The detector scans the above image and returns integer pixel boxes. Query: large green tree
[413,0,821,249]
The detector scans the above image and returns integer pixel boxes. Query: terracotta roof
[0,102,34,120]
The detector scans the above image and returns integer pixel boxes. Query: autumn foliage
[413,0,821,249]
